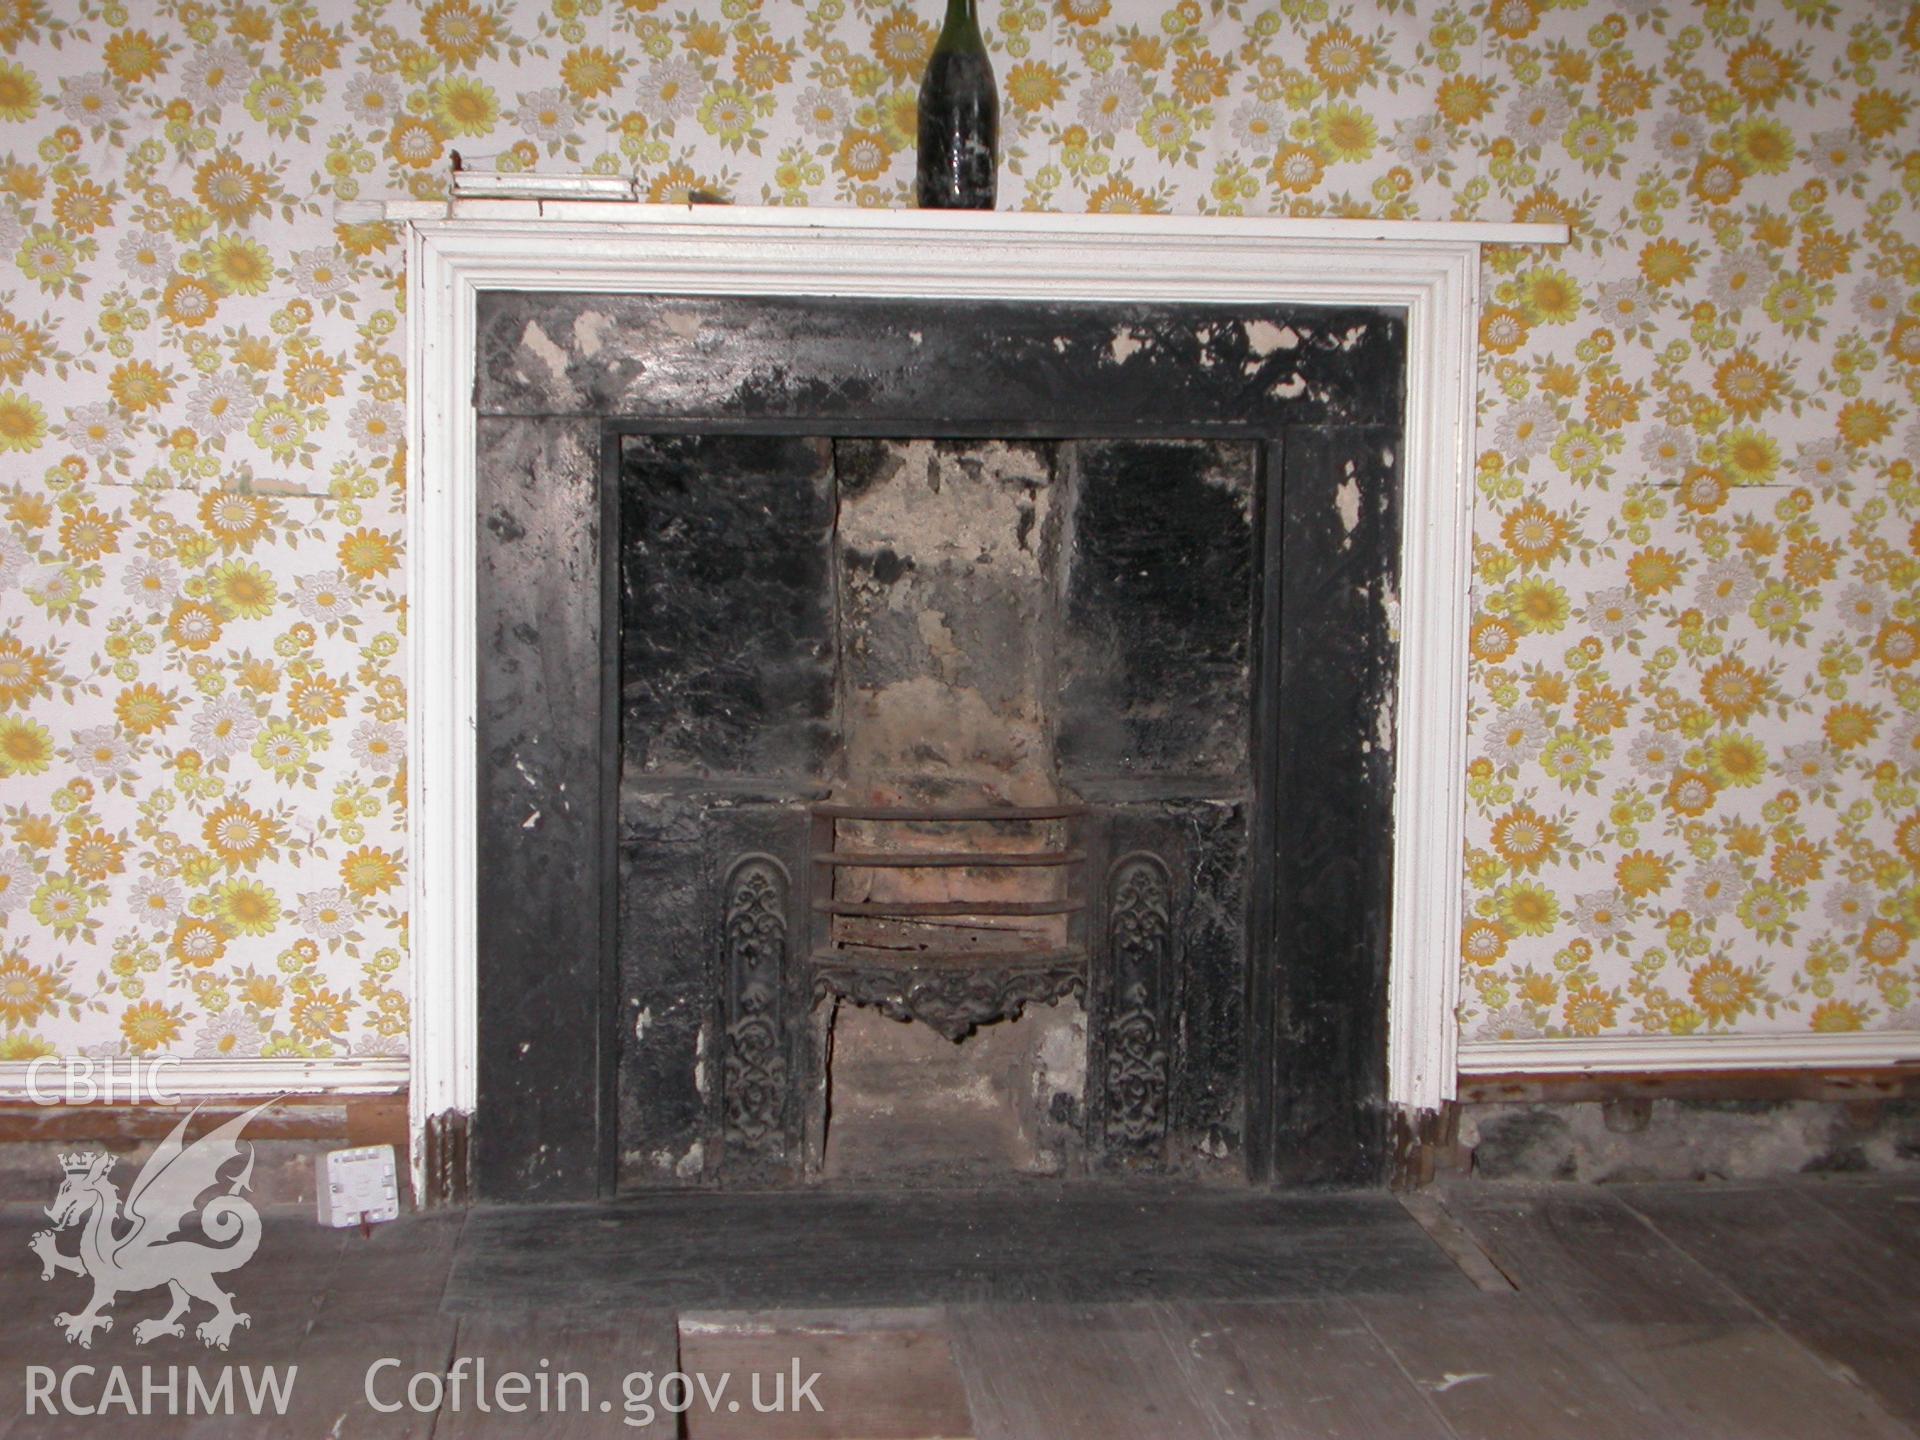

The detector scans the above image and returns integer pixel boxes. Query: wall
[0,0,1913,1063]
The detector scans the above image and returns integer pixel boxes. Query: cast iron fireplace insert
[473,292,1405,1201]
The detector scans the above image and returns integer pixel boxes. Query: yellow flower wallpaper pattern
[0,0,1913,1058]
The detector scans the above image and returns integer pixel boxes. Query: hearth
[472,290,1406,1198]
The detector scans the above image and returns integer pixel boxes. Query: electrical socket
[316,1144,400,1229]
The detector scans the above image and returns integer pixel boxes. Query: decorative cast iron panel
[811,953,1086,1042]
[721,854,791,1163]
[1104,852,1173,1158]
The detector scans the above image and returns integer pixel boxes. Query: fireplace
[471,286,1406,1196]
[396,207,1535,1203]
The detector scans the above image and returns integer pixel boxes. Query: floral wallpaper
[0,0,1912,1061]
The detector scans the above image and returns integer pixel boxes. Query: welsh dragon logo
[28,1098,272,1350]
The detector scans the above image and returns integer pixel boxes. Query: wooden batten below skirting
[1392,1064,1920,1190]
[1457,1066,1919,1106]
[7,1066,1912,1205]
[0,1089,412,1208]
[0,1091,408,1147]
[1390,1103,1462,1192]
[422,1107,471,1209]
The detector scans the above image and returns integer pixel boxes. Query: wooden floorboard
[4,1181,1918,1440]
[1351,1290,1679,1440]
[679,1309,974,1439]
[1801,1180,1920,1280]
[446,1188,1470,1311]
[1397,1193,1515,1293]
[949,1303,1213,1440]
[0,1204,343,1440]
[171,1216,348,1440]
[241,1212,463,1440]
[1154,1298,1457,1439]
[1447,1185,1916,1440]
[1619,1181,1920,1429]
[437,1307,681,1437]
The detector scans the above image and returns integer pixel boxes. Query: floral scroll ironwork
[721,854,790,1164]
[811,954,1086,1043]
[1103,852,1172,1158]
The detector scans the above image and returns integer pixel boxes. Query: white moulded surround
[1459,1031,1920,1074]
[400,201,1567,1184]
[0,1056,408,1103]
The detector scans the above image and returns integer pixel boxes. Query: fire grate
[805,802,1091,1041]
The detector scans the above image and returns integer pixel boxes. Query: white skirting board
[0,1056,409,1103]
[4,1038,1913,1106]
[1457,1032,1920,1075]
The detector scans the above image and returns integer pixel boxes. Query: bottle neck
[939,0,983,46]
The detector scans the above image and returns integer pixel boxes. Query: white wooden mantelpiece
[346,195,1565,247]
[399,202,1568,1186]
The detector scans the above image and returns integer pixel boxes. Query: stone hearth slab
[444,1188,1470,1311]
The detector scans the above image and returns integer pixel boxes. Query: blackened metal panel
[618,804,819,1190]
[474,415,610,1201]
[1058,440,1257,785]
[1174,798,1251,1155]
[476,293,1404,434]
[1099,849,1175,1164]
[616,832,706,1183]
[706,805,813,1182]
[613,433,833,1188]
[1245,439,1283,1183]
[718,851,794,1172]
[1268,425,1400,1187]
[618,435,837,782]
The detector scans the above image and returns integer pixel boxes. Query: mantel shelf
[341,195,1569,248]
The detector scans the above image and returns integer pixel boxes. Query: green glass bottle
[915,0,997,209]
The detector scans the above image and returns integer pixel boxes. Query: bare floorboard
[4,1181,1919,1440]
[247,1212,463,1440]
[1619,1182,1920,1429]
[1802,1180,1920,1282]
[1396,1194,1515,1294]
[949,1303,1215,1440]
[679,1310,974,1440]
[436,1308,681,1438]
[1154,1298,1455,1439]
[0,1259,195,1440]
[0,1206,345,1440]
[1350,1290,1677,1440]
[1447,1185,1915,1440]
[173,1219,348,1440]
